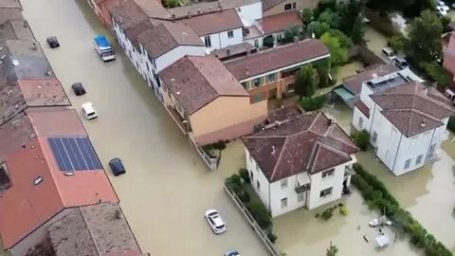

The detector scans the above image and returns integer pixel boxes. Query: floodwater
[364,25,389,61]
[18,0,268,255]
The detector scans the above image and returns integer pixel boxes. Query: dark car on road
[71,82,86,96]
[46,36,60,48]
[109,158,126,176]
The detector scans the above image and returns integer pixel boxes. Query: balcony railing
[344,166,356,177]
[166,106,189,134]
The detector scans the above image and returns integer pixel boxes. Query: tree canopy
[295,64,319,99]
[320,32,349,66]
[406,10,442,63]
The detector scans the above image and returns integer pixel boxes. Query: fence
[223,186,281,256]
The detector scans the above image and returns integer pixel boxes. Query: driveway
[19,0,269,255]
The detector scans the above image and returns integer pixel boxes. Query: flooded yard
[273,190,420,256]
[364,25,389,61]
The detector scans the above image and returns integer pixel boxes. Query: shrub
[447,116,455,133]
[239,168,250,184]
[339,206,348,216]
[248,202,272,229]
[300,94,328,111]
[267,232,278,243]
[321,206,337,220]
[350,130,369,151]
[420,61,449,89]
[315,213,321,218]
[211,140,227,150]
[225,174,243,194]
[238,190,251,203]
[388,35,407,54]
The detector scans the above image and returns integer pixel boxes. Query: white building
[243,108,358,217]
[109,4,205,100]
[352,81,455,176]
[176,9,244,53]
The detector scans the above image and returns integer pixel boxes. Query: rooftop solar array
[48,137,103,171]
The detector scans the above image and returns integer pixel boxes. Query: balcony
[295,183,310,193]
[344,166,356,177]
[166,106,189,134]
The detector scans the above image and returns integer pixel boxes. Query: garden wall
[349,44,385,66]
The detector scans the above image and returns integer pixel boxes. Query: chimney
[271,145,276,154]
[420,121,426,127]
[171,14,176,20]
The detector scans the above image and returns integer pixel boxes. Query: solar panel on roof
[47,137,103,172]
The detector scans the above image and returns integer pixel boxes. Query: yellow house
[224,39,330,103]
[159,56,268,147]
[263,0,320,17]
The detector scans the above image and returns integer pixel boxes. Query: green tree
[295,64,318,99]
[350,15,365,44]
[320,32,348,66]
[283,26,302,43]
[301,8,314,26]
[388,35,408,53]
[406,10,443,63]
[325,29,352,49]
[318,10,342,29]
[326,241,338,256]
[163,0,179,7]
[308,21,330,38]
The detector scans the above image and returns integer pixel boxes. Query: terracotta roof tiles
[243,111,358,182]
[259,11,302,35]
[176,9,243,36]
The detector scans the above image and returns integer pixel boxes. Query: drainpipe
[268,182,271,214]
[369,103,377,135]
[391,133,403,171]
[218,33,222,48]
[425,128,437,161]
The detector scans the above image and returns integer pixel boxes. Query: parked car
[81,102,98,120]
[224,250,240,256]
[394,56,409,69]
[205,209,227,234]
[381,47,396,60]
[71,82,86,96]
[109,158,126,176]
[437,5,449,16]
[46,36,60,48]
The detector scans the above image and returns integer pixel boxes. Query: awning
[333,87,355,102]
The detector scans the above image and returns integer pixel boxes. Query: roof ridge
[270,137,289,181]
[317,140,350,159]
[186,56,219,96]
[307,141,321,172]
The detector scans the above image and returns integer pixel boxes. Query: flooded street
[18,0,268,255]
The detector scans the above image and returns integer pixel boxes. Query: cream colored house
[159,56,268,147]
[262,0,320,17]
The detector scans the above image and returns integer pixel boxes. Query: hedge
[300,94,328,111]
[351,164,452,256]
[448,116,455,133]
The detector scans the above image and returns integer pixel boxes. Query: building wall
[202,28,243,52]
[9,209,72,256]
[236,1,263,25]
[245,149,271,211]
[155,46,206,72]
[189,96,268,144]
[306,162,351,210]
[263,0,319,17]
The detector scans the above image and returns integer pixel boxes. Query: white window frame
[321,169,335,179]
[204,36,211,47]
[281,197,288,208]
[358,117,363,129]
[227,30,234,38]
[280,178,288,189]
[297,191,305,202]
[416,154,423,165]
[319,187,333,198]
[372,131,378,143]
[404,159,411,169]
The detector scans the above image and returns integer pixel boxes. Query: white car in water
[204,209,227,234]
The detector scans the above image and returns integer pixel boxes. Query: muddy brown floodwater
[17,0,269,255]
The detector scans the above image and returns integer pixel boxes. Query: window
[267,73,277,83]
[227,30,234,38]
[404,159,411,169]
[292,2,296,9]
[372,132,378,143]
[281,179,288,189]
[416,154,423,165]
[253,77,262,87]
[428,143,436,156]
[241,82,249,89]
[281,198,288,208]
[297,192,305,202]
[284,3,292,10]
[321,169,335,178]
[358,117,363,129]
[320,187,333,198]
[204,36,211,47]
[256,180,260,190]
[254,39,259,47]
[250,171,254,181]
[146,62,150,72]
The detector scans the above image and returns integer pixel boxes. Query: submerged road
[20,0,269,255]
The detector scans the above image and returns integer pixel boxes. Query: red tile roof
[370,83,455,137]
[262,0,285,11]
[224,39,329,81]
[354,100,370,118]
[0,108,118,249]
[243,112,358,182]
[107,0,148,30]
[176,9,243,36]
[259,11,302,35]
[159,56,249,114]
[343,64,399,95]
[133,20,203,58]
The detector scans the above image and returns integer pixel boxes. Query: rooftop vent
[271,145,276,154]
[33,176,43,186]
[0,54,6,60]
[46,70,52,76]
[23,21,27,27]
[64,172,75,176]
[420,121,426,127]
[12,59,19,66]
[32,42,38,50]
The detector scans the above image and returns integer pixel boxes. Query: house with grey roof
[352,80,455,176]
[243,107,358,217]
